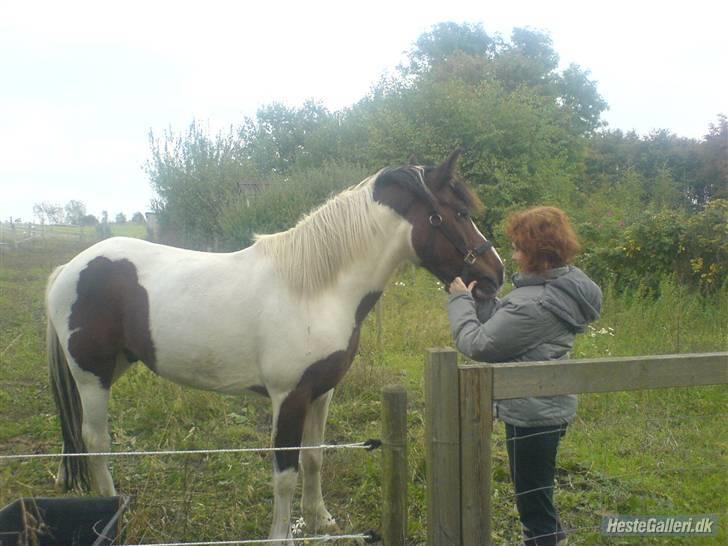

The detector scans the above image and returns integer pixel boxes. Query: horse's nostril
[472,277,499,299]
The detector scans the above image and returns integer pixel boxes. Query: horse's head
[373,149,504,299]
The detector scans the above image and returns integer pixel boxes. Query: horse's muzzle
[462,274,499,300]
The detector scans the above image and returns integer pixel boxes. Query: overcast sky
[1,0,726,222]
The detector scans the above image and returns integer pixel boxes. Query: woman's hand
[449,277,477,295]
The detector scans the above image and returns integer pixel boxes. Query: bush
[146,122,253,248]
[218,161,373,248]
[579,200,727,293]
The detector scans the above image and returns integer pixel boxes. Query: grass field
[0,235,725,545]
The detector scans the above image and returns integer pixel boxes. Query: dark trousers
[505,423,568,546]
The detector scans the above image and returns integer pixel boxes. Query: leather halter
[428,211,493,265]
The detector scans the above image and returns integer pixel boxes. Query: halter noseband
[428,211,493,265]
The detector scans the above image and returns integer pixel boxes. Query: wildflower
[588,325,615,337]
[291,517,306,536]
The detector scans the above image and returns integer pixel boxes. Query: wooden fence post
[381,384,407,546]
[425,348,461,546]
[459,364,494,546]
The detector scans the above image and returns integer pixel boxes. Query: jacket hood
[514,266,602,332]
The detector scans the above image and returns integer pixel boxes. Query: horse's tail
[47,265,91,491]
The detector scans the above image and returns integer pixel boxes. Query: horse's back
[46,236,359,396]
[50,236,250,297]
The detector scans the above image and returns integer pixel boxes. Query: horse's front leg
[269,391,308,544]
[301,389,336,532]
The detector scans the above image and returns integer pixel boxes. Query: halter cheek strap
[428,212,493,265]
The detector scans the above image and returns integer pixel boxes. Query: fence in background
[424,349,727,546]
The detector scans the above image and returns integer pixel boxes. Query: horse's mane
[254,174,389,297]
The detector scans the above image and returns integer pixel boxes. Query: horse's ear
[432,148,462,188]
[407,154,419,165]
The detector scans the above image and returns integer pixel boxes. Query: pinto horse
[45,150,504,543]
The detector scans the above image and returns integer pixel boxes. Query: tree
[64,200,87,225]
[147,122,252,247]
[240,100,334,175]
[404,22,496,75]
[404,24,607,137]
[697,114,728,203]
[33,202,63,225]
[115,212,127,224]
[81,214,99,226]
[494,27,559,91]
[558,64,608,134]
[651,166,682,210]
[32,204,43,224]
[131,212,145,224]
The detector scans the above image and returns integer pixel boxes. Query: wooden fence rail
[426,350,728,546]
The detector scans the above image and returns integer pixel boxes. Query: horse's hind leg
[301,389,336,532]
[55,455,67,491]
[74,368,117,496]
[56,356,131,491]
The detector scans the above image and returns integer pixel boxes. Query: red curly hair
[506,206,581,274]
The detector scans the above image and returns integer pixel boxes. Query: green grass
[0,241,726,545]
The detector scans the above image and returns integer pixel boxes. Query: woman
[447,206,602,546]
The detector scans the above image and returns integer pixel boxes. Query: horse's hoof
[304,509,338,534]
[319,512,338,532]
[54,476,68,492]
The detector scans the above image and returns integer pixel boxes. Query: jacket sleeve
[447,292,543,362]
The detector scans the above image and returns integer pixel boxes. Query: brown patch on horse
[68,257,156,389]
[273,292,381,471]
[355,291,381,325]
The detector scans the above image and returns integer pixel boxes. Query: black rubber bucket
[0,496,129,546]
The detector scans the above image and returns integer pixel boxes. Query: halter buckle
[464,250,477,265]
[429,213,443,226]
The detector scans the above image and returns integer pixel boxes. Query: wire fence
[0,440,382,461]
[3,407,725,545]
[1,438,384,545]
[4,353,725,544]
[119,532,379,545]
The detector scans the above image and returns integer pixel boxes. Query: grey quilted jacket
[447,266,602,427]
